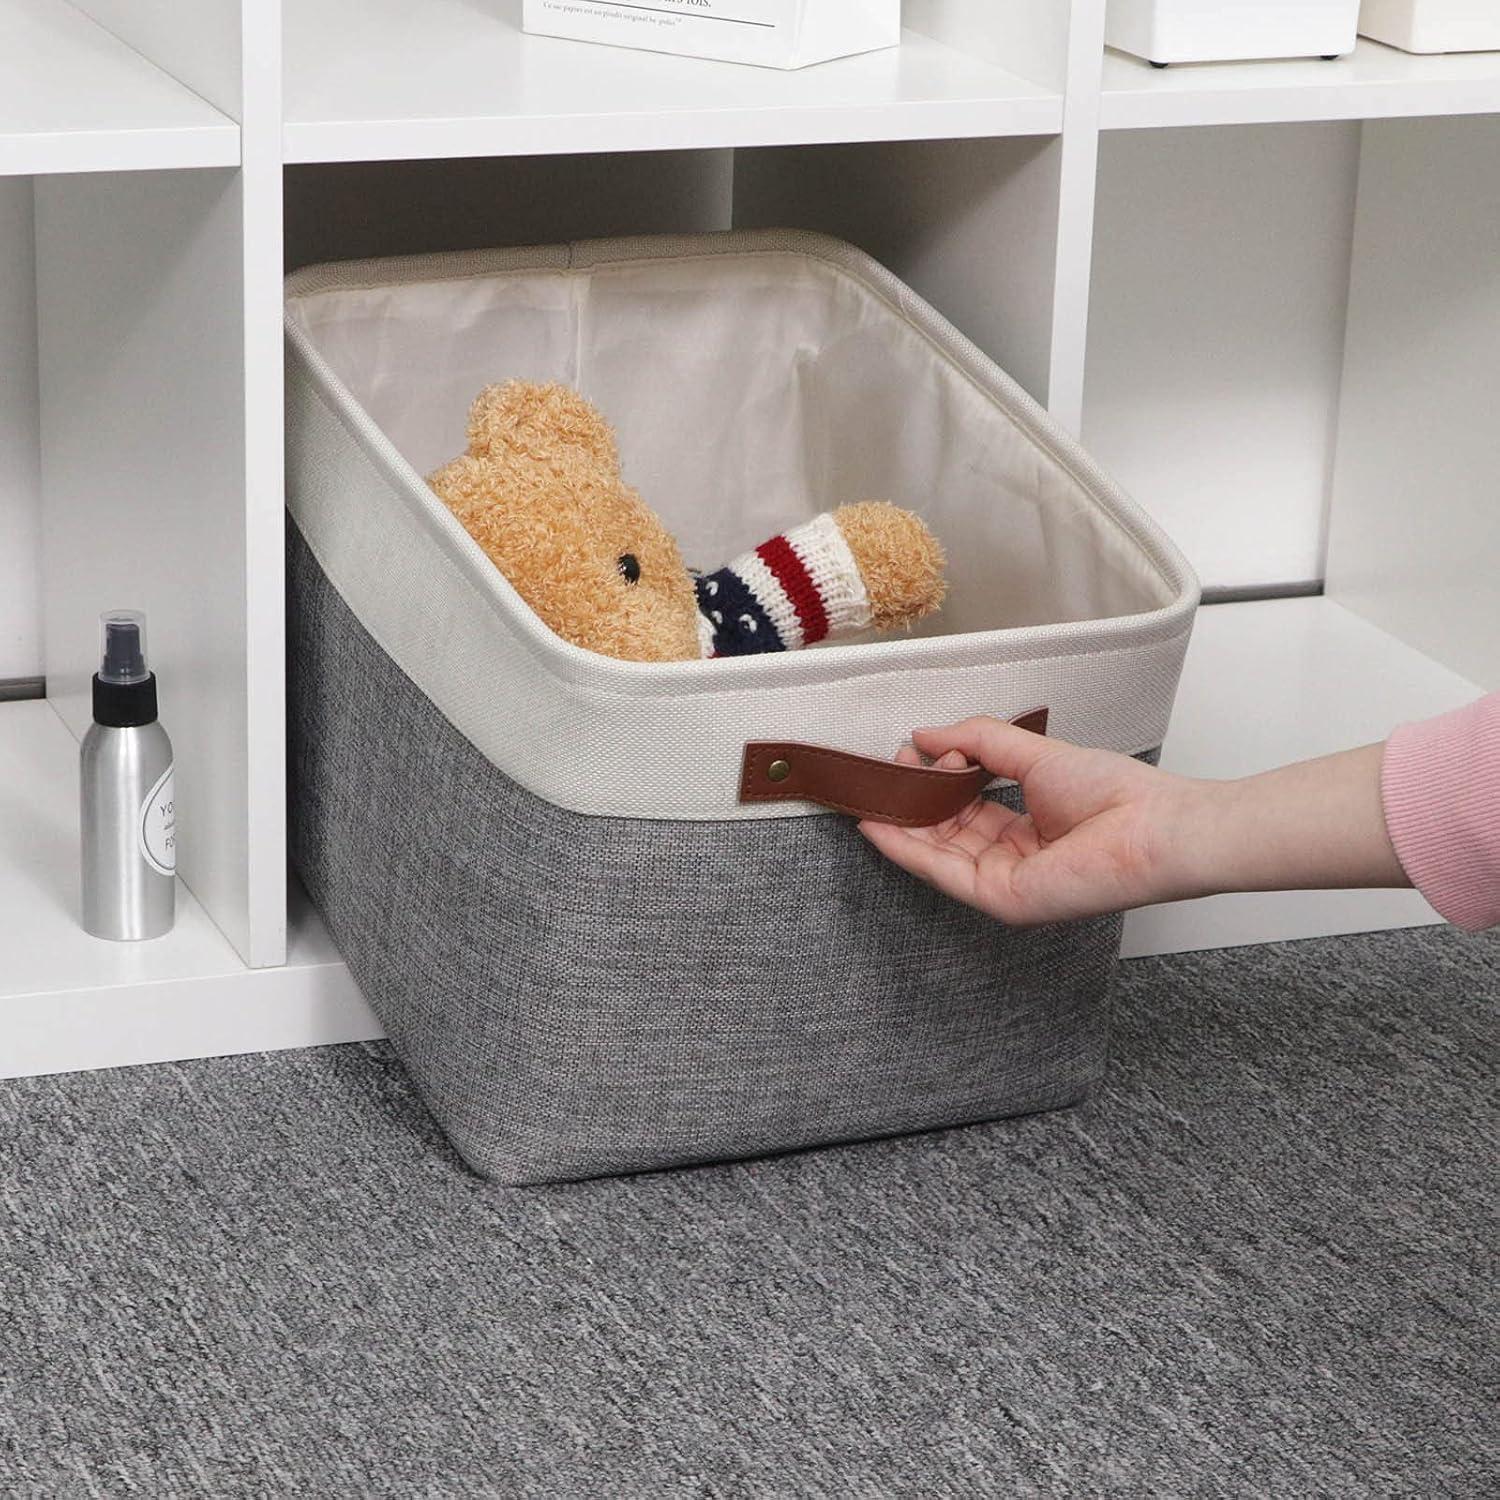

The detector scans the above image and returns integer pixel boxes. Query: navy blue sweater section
[695,566,787,657]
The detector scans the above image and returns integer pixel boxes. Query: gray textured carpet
[3,928,1496,1498]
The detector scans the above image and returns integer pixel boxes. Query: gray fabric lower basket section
[289,523,1138,1186]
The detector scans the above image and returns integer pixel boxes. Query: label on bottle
[139,763,176,877]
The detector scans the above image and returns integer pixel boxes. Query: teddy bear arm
[832,501,947,632]
[697,505,945,657]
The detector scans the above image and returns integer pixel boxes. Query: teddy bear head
[427,382,703,663]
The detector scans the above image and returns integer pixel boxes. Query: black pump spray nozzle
[92,610,158,726]
[99,611,149,686]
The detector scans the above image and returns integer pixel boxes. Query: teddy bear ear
[467,380,620,471]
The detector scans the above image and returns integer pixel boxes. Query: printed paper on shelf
[521,0,901,70]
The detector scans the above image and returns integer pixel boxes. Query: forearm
[1165,743,1409,901]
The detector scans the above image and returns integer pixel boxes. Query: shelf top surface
[1162,596,1482,781]
[284,1,1061,161]
[0,701,250,1002]
[0,0,238,177]
[1102,38,1500,129]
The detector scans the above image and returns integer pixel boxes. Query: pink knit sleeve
[1381,693,1500,932]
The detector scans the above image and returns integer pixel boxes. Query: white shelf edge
[0,0,240,178]
[284,98,1063,165]
[1123,888,1444,961]
[1100,39,1500,130]
[1,899,381,1081]
[0,126,239,178]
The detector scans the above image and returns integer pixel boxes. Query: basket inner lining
[290,253,1176,639]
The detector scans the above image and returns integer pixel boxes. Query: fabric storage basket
[284,230,1199,1186]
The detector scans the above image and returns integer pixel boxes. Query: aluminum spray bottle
[80,610,176,940]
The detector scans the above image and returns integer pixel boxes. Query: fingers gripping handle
[739,708,1049,827]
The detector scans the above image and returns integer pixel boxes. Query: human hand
[858,718,1408,925]
[858,718,1200,925]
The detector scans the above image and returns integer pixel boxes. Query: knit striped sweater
[695,513,871,658]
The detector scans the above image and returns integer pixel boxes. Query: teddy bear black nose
[617,553,641,584]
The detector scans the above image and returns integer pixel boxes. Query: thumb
[912,716,1058,782]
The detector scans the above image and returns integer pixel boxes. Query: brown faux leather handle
[739,707,1049,827]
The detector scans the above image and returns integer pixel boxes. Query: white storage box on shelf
[522,0,900,69]
[1106,0,1361,65]
[282,230,1199,1184]
[1359,0,1500,53]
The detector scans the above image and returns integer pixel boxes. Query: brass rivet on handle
[767,758,791,783]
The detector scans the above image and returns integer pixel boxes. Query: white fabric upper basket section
[285,231,1199,822]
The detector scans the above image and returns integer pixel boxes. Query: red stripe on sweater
[757,534,828,645]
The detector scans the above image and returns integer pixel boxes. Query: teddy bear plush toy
[428,381,946,664]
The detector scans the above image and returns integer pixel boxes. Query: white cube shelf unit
[2,0,1495,1078]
